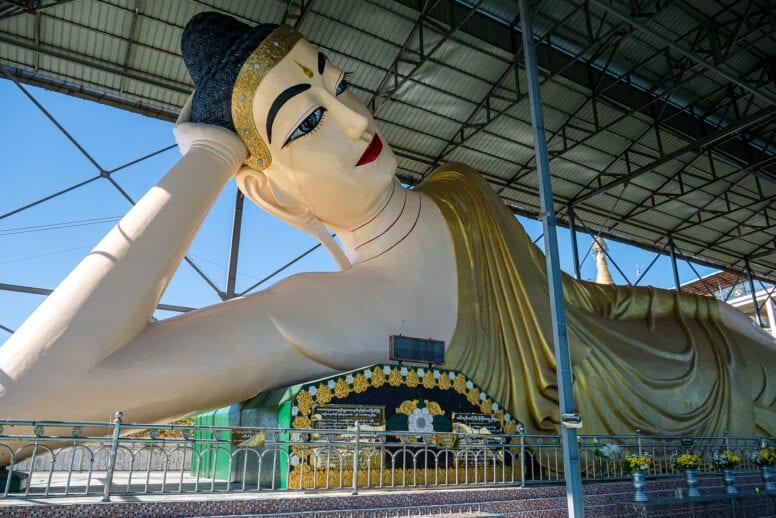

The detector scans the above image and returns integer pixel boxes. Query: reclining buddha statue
[1,13,774,444]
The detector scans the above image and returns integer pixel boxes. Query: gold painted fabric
[417,164,776,437]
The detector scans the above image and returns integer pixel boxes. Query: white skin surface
[0,38,458,428]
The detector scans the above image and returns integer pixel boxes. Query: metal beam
[366,0,443,112]
[2,65,180,120]
[518,1,583,515]
[1,62,104,171]
[369,0,484,116]
[0,283,195,313]
[616,155,775,225]
[118,0,141,95]
[283,0,316,29]
[225,191,245,300]
[746,259,763,324]
[0,31,191,94]
[671,196,773,236]
[669,238,681,291]
[393,0,776,183]
[569,207,581,280]
[572,107,776,205]
[589,0,776,106]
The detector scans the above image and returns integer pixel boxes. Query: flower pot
[721,468,737,494]
[762,465,776,491]
[632,471,648,502]
[684,469,700,497]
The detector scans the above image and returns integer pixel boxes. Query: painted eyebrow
[318,52,326,74]
[266,83,311,144]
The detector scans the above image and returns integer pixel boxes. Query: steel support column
[518,1,583,516]
[225,191,245,300]
[746,259,763,325]
[669,238,681,292]
[569,207,581,279]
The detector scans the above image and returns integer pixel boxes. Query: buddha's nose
[344,113,368,140]
[327,97,368,140]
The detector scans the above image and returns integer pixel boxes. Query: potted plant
[672,453,702,497]
[711,450,741,493]
[750,447,776,491]
[622,453,652,502]
[593,442,621,476]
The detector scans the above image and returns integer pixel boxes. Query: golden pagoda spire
[592,237,614,285]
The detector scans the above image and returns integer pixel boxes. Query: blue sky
[0,79,718,344]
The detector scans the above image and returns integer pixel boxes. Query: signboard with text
[452,412,502,434]
[312,404,385,430]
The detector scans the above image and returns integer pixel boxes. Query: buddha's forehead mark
[295,60,314,78]
[266,83,311,144]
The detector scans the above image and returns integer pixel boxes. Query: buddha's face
[251,38,397,229]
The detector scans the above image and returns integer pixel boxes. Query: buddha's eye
[283,107,327,147]
[335,72,352,96]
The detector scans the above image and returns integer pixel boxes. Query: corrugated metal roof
[0,0,774,293]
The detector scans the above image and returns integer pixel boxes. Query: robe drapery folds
[417,164,776,437]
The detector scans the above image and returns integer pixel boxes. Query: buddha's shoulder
[417,162,501,205]
[421,162,490,190]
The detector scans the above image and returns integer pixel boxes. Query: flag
[636,262,641,279]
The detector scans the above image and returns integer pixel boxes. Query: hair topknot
[181,12,277,131]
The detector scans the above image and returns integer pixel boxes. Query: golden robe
[418,164,776,437]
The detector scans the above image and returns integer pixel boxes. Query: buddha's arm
[0,132,245,403]
[81,285,342,423]
[82,212,457,424]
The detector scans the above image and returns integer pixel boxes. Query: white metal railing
[0,412,772,500]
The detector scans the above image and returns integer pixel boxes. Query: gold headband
[232,25,302,171]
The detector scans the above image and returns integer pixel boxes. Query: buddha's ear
[235,166,352,271]
[235,166,307,222]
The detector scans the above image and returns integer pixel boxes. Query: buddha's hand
[173,94,248,173]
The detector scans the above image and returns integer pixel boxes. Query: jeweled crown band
[232,24,302,171]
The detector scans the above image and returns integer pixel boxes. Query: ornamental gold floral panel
[290,364,521,435]
[286,364,523,489]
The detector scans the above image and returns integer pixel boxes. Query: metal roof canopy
[1,0,774,286]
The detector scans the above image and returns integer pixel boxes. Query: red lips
[356,134,383,166]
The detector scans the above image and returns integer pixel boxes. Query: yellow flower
[388,368,403,386]
[754,447,776,466]
[422,371,436,389]
[480,399,492,414]
[316,385,332,405]
[292,415,311,429]
[467,388,480,405]
[371,367,385,388]
[438,373,451,390]
[296,390,313,415]
[406,370,420,387]
[334,379,350,398]
[622,454,653,472]
[453,374,467,394]
[673,453,701,470]
[353,374,368,393]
